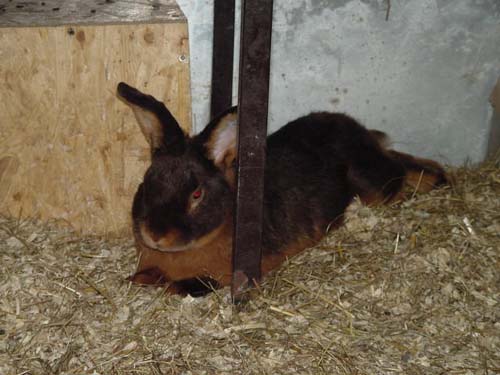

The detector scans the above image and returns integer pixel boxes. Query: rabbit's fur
[117,82,448,296]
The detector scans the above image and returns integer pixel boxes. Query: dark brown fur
[117,82,448,297]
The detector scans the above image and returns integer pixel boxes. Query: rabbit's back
[262,112,404,254]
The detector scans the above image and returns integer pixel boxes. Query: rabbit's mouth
[137,222,227,253]
[148,243,192,253]
[137,224,186,252]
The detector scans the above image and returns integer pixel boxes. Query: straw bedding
[1,157,499,375]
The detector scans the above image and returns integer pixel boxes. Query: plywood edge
[0,0,186,28]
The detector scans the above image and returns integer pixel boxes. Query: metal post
[210,0,235,118]
[232,0,274,300]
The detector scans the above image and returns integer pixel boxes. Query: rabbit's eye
[188,187,204,212]
[192,188,203,200]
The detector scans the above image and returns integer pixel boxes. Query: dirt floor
[1,159,499,375]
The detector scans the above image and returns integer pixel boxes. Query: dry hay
[1,158,499,375]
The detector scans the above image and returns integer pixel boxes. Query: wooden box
[0,0,192,234]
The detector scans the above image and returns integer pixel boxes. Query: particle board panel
[0,21,192,234]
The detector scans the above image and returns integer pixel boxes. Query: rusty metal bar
[210,0,235,118]
[232,0,274,300]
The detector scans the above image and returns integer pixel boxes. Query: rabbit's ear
[117,82,185,153]
[201,108,238,183]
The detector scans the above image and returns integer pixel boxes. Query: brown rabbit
[117,82,448,296]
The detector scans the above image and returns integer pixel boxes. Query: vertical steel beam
[232,0,274,300]
[210,0,235,118]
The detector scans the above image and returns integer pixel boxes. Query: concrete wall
[177,0,500,165]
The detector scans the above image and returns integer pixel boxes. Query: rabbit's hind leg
[346,145,406,206]
[387,150,449,193]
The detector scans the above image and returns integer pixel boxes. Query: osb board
[0,22,192,234]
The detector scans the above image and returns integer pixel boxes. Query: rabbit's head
[117,83,238,252]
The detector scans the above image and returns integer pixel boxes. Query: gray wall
[177,0,500,165]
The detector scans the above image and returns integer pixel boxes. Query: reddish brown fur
[131,205,344,293]
[131,218,324,292]
[132,218,234,288]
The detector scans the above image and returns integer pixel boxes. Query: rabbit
[117,82,448,297]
